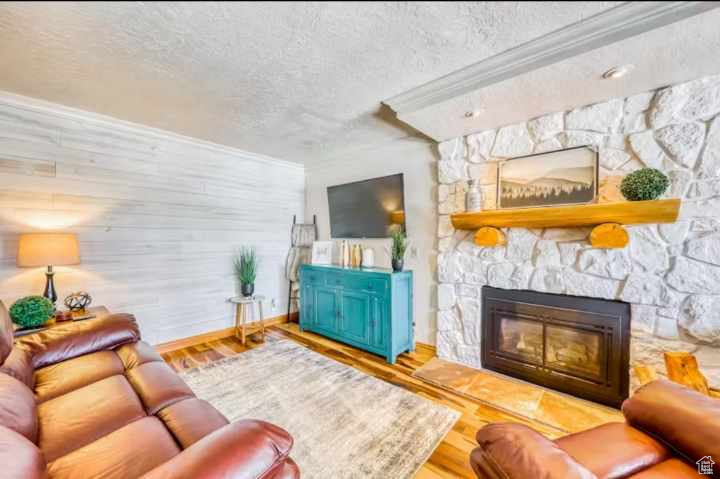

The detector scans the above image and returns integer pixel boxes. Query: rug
[413,357,622,435]
[179,339,460,479]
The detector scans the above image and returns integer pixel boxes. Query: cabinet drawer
[343,276,388,295]
[302,270,325,285]
[325,272,345,288]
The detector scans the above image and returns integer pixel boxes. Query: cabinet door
[370,296,388,350]
[300,283,315,328]
[339,291,371,345]
[314,287,339,332]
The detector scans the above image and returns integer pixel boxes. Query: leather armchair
[471,380,719,478]
[0,303,299,478]
[141,420,298,479]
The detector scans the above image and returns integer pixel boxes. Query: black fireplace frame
[481,286,631,408]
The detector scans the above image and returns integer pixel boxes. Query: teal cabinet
[299,264,413,364]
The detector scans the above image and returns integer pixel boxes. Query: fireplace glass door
[497,315,605,382]
[545,324,603,379]
[498,316,543,364]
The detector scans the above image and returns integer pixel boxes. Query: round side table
[228,295,266,346]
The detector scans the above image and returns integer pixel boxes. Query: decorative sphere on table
[64,291,92,312]
[9,296,54,328]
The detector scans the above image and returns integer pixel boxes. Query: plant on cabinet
[391,230,407,272]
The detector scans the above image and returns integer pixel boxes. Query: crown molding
[0,90,305,170]
[383,2,719,115]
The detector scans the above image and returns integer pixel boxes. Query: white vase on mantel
[466,179,483,212]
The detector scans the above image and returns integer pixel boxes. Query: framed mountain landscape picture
[496,146,598,209]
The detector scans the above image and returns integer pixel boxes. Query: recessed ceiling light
[602,65,635,80]
[464,110,482,118]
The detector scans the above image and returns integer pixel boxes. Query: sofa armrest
[622,379,720,465]
[15,313,140,369]
[472,423,596,479]
[0,426,46,479]
[140,419,295,479]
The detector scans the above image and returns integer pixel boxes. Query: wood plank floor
[162,323,566,478]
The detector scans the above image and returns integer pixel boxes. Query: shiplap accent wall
[0,92,304,344]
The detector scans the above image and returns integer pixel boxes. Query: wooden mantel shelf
[450,199,681,249]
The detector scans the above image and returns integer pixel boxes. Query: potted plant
[391,230,407,272]
[234,247,258,297]
[620,168,669,201]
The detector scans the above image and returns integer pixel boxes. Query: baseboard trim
[415,341,436,356]
[154,312,297,354]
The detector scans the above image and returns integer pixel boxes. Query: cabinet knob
[367,283,374,290]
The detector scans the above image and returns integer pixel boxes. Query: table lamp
[17,233,80,304]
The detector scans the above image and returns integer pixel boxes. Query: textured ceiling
[396,6,720,141]
[0,2,620,163]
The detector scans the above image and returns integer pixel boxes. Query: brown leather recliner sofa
[0,304,299,478]
[471,379,720,478]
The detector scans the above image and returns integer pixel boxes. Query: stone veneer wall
[436,75,720,388]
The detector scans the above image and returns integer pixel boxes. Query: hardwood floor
[162,323,565,478]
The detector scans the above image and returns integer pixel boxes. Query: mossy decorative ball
[9,296,54,328]
[620,168,670,201]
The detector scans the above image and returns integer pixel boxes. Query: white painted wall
[0,92,304,345]
[304,138,438,344]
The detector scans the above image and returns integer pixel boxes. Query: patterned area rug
[179,340,460,479]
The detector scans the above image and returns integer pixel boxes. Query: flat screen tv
[327,173,405,238]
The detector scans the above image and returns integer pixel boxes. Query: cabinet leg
[387,354,397,365]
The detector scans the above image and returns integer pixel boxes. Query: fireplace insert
[481,286,630,408]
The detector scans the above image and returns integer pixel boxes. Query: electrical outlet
[271,298,277,311]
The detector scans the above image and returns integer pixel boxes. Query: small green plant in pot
[620,168,669,201]
[234,247,258,297]
[9,295,54,329]
[391,230,407,272]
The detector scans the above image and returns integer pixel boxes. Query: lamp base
[44,265,57,305]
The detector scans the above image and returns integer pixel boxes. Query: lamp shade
[17,233,80,267]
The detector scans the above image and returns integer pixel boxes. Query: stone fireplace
[482,287,630,407]
[436,74,720,393]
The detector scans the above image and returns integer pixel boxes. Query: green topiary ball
[620,168,670,201]
[9,296,54,328]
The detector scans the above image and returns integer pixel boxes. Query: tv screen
[327,174,405,238]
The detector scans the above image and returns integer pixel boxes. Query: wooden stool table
[228,295,265,346]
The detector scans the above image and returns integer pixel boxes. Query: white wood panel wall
[0,92,304,344]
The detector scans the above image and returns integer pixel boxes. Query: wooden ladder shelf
[450,199,681,249]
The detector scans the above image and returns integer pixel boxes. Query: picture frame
[496,146,598,209]
[311,241,334,265]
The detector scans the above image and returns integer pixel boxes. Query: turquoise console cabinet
[299,264,413,364]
